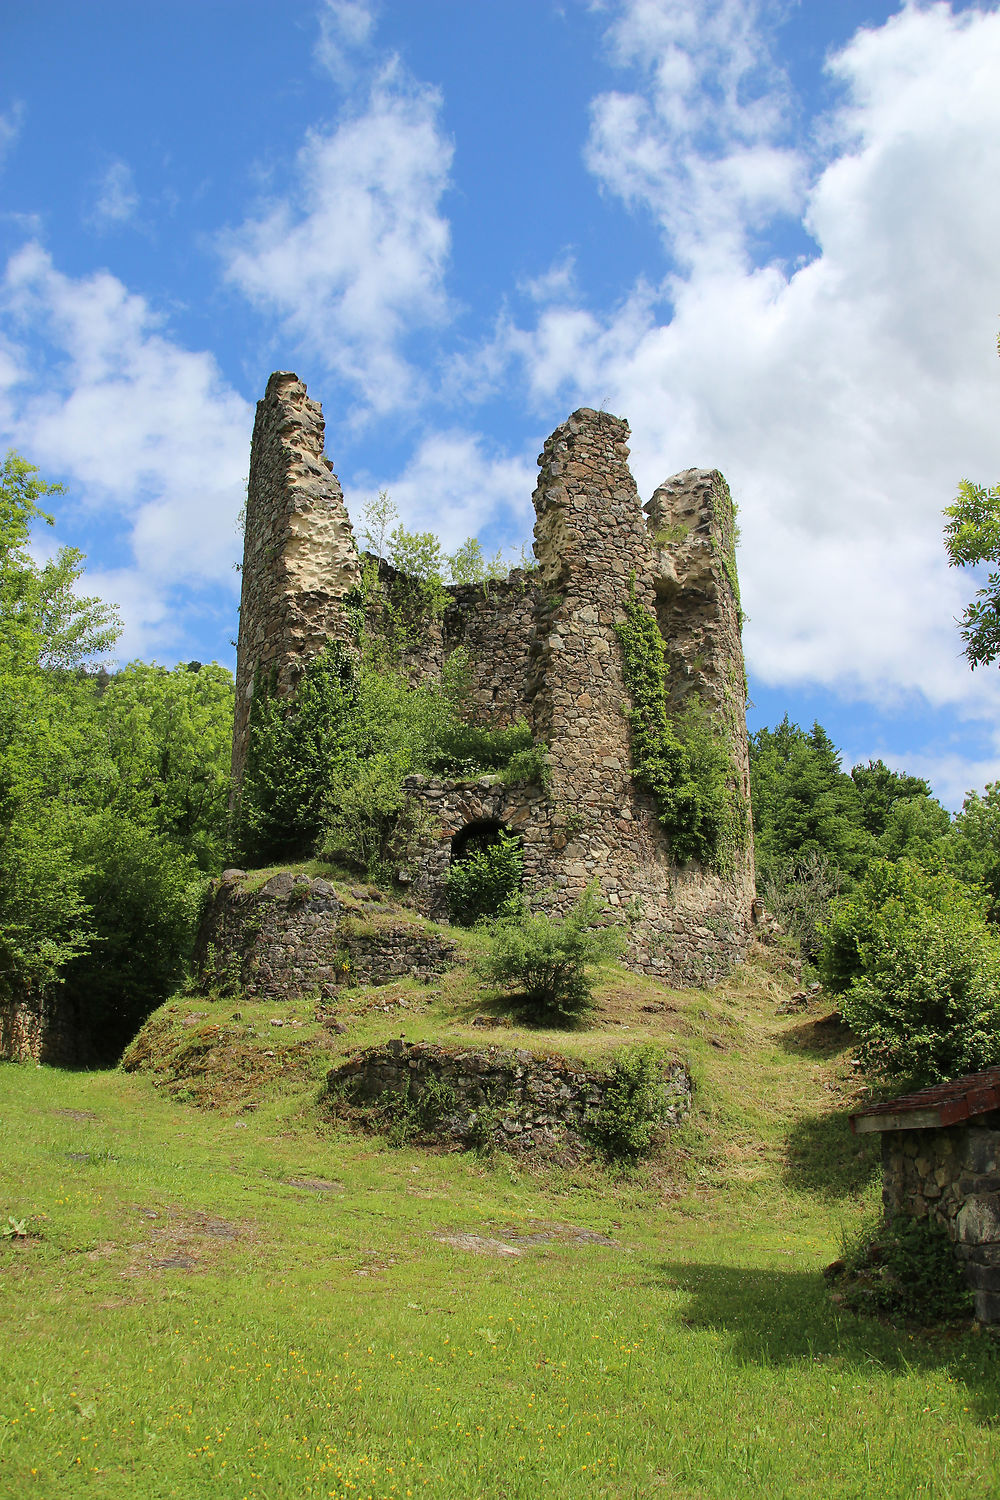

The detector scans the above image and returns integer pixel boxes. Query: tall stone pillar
[232,372,359,787]
[528,407,659,903]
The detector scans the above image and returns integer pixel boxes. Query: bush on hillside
[474,883,624,1022]
[821,859,1000,1085]
[585,1045,676,1161]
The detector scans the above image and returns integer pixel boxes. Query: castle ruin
[233,371,755,985]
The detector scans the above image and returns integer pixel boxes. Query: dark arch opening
[451,819,509,863]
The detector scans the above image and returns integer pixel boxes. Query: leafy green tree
[850,759,934,837]
[96,660,235,869]
[750,717,873,882]
[821,859,1000,1085]
[0,453,120,1007]
[942,331,1000,668]
[445,830,524,927]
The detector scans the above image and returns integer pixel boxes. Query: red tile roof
[849,1067,1000,1134]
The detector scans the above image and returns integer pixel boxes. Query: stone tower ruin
[233,372,755,985]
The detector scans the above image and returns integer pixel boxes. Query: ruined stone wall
[882,1122,1000,1323]
[232,375,757,987]
[359,559,541,726]
[195,871,458,1001]
[325,1038,692,1159]
[0,993,93,1067]
[233,372,360,786]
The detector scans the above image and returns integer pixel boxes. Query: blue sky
[2,0,999,807]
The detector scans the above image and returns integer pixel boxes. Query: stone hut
[232,371,756,985]
[851,1069,1000,1324]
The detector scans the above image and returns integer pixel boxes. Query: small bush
[446,831,524,927]
[474,883,624,1022]
[835,1212,972,1323]
[821,859,1000,1084]
[585,1045,675,1160]
[758,849,845,960]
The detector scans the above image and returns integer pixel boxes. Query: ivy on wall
[614,593,745,870]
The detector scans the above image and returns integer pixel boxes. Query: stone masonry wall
[882,1122,1000,1323]
[233,372,360,786]
[0,992,93,1067]
[326,1038,693,1159]
[195,871,458,1001]
[232,375,757,988]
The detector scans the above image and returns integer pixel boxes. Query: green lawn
[2,947,998,1499]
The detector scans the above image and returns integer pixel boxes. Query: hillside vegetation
[3,927,1000,1500]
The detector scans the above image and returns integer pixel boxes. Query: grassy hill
[2,909,998,1499]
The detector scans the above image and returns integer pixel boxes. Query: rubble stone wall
[195,871,458,1001]
[882,1121,1000,1323]
[325,1038,693,1159]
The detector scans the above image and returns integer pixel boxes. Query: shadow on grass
[782,1109,881,1199]
[778,1009,856,1060]
[650,1259,1000,1422]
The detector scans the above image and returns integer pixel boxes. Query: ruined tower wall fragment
[232,372,359,786]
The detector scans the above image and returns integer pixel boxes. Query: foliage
[850,759,934,837]
[836,1211,973,1323]
[821,860,1000,1084]
[448,536,507,585]
[58,813,201,1061]
[614,593,742,868]
[236,644,357,863]
[474,883,624,1021]
[585,1045,677,1160]
[944,477,1000,669]
[757,849,845,961]
[95,660,234,869]
[445,829,524,927]
[750,717,874,884]
[949,781,1000,920]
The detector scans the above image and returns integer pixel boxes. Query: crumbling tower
[232,372,359,786]
[231,374,755,985]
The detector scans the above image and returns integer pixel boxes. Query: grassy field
[2,934,999,1499]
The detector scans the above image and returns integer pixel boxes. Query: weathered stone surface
[325,1038,693,1159]
[195,874,458,1001]
[230,379,756,987]
[0,992,93,1067]
[881,1123,1000,1323]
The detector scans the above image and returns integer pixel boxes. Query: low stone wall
[0,992,92,1067]
[195,871,459,1001]
[325,1039,693,1159]
[882,1122,1000,1322]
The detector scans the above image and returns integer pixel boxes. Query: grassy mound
[3,938,998,1499]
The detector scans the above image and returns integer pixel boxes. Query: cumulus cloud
[494,1,1000,744]
[315,0,378,83]
[88,158,139,231]
[219,63,453,416]
[586,0,805,267]
[344,428,537,560]
[0,243,251,658]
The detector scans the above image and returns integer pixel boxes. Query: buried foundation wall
[325,1038,693,1160]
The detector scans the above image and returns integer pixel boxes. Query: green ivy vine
[614,592,746,870]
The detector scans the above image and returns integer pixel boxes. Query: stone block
[956,1195,1000,1244]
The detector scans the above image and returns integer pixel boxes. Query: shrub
[446,831,524,927]
[835,1212,973,1323]
[585,1045,676,1160]
[758,849,845,960]
[474,883,624,1022]
[821,859,1000,1085]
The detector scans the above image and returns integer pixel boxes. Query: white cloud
[0,102,24,170]
[345,428,537,556]
[493,1,1000,737]
[585,0,805,267]
[88,159,139,231]
[0,243,251,658]
[316,0,378,84]
[219,63,453,416]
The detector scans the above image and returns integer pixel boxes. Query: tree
[0,453,121,1006]
[749,717,873,881]
[942,331,1000,667]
